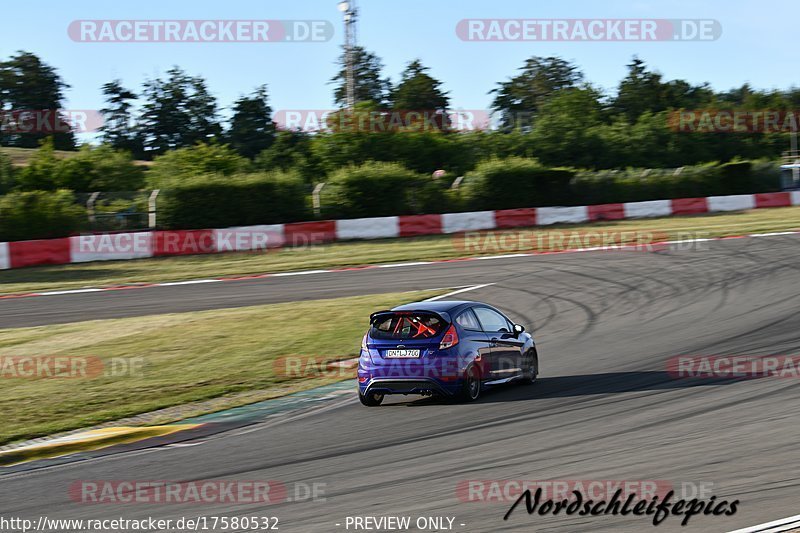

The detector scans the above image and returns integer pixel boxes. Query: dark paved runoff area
[1,235,799,532]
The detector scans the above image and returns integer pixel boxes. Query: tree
[147,142,251,188]
[0,51,76,150]
[716,83,755,107]
[0,148,14,193]
[13,138,146,192]
[390,60,449,112]
[662,79,714,110]
[55,144,145,191]
[138,67,222,157]
[528,87,606,168]
[491,56,584,130]
[16,137,60,190]
[99,79,143,158]
[227,85,276,159]
[613,57,663,121]
[255,130,321,183]
[331,46,391,107]
[613,57,719,124]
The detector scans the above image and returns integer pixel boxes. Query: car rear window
[370,313,446,340]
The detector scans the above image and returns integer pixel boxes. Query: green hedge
[148,143,252,189]
[158,171,308,229]
[0,190,85,241]
[0,150,13,194]
[13,141,145,192]
[460,157,576,210]
[457,158,781,210]
[320,161,448,218]
[55,145,145,192]
[572,160,781,205]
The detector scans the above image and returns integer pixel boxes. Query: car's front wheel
[520,348,538,384]
[359,391,384,407]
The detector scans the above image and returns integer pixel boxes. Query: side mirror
[513,324,525,336]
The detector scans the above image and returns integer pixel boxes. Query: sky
[1,0,798,128]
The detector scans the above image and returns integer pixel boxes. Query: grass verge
[0,289,443,446]
[1,207,799,296]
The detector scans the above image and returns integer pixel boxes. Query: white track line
[425,283,495,301]
[270,270,332,277]
[377,262,435,268]
[158,279,221,286]
[35,288,106,296]
[728,514,800,533]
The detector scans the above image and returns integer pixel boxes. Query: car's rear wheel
[456,364,482,402]
[520,348,538,384]
[359,391,384,407]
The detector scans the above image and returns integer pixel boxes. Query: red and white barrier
[0,242,9,270]
[708,194,755,212]
[1,192,799,270]
[8,238,70,269]
[537,206,589,225]
[336,217,398,240]
[494,208,537,228]
[213,225,285,252]
[399,214,441,237]
[70,232,153,263]
[624,199,672,218]
[284,221,336,246]
[442,211,495,233]
[670,197,709,216]
[755,192,791,208]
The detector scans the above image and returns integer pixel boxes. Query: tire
[359,391,384,407]
[520,348,538,384]
[455,364,482,402]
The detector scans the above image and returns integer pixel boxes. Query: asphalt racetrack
[2,234,800,532]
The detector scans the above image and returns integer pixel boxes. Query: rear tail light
[361,333,368,352]
[439,324,459,350]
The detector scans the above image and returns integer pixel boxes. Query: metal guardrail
[781,150,800,165]
[75,191,154,232]
[780,150,800,189]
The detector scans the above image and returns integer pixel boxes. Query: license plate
[385,349,421,358]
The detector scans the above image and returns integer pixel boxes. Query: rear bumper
[357,349,467,396]
[361,377,460,396]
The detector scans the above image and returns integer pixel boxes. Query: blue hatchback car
[358,300,538,406]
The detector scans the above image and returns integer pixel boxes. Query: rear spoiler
[369,310,451,325]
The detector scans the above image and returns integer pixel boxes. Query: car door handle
[493,337,521,347]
